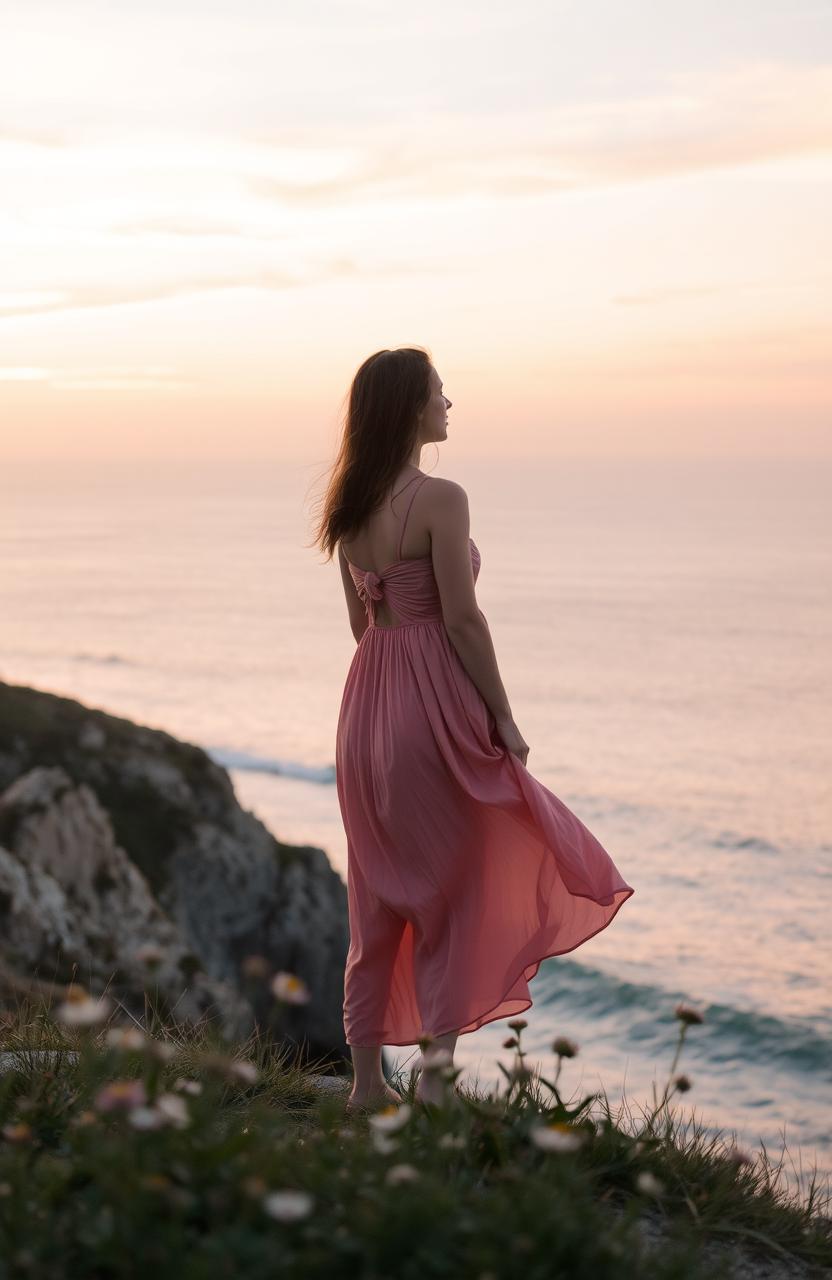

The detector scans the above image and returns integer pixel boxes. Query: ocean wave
[206,746,335,786]
[73,652,137,667]
[539,957,832,1075]
[712,831,780,855]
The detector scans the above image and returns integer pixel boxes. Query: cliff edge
[0,680,350,1070]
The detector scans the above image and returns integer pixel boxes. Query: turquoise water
[2,452,829,1198]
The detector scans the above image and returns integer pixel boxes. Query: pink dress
[336,473,635,1047]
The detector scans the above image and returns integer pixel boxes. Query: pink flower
[94,1079,148,1113]
[53,985,112,1026]
[155,1092,191,1129]
[104,1027,147,1052]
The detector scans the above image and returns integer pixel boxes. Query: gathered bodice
[345,539,481,627]
[342,472,481,628]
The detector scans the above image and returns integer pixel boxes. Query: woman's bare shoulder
[422,475,468,507]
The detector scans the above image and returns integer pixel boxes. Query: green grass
[0,985,829,1280]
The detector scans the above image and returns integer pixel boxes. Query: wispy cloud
[0,367,51,380]
[246,63,832,206]
[111,218,249,239]
[614,285,745,306]
[0,364,192,391]
[0,264,360,319]
[0,129,68,148]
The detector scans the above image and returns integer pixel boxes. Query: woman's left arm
[337,543,370,644]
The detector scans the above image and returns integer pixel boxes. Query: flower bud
[674,1003,704,1026]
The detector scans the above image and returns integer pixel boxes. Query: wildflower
[507,1018,528,1033]
[173,1077,203,1096]
[502,1036,519,1050]
[228,1059,258,1085]
[94,1079,148,1112]
[674,1003,704,1026]
[368,1103,412,1134]
[155,1092,190,1129]
[53,985,112,1026]
[636,1170,665,1196]
[552,1036,579,1058]
[673,1073,692,1093]
[104,1027,147,1051]
[417,1034,436,1051]
[438,1133,466,1150]
[202,1052,258,1085]
[242,954,270,979]
[262,1189,314,1222]
[1,1122,33,1144]
[386,1163,420,1185]
[270,972,311,1004]
[529,1120,586,1153]
[371,1130,398,1155]
[148,1038,176,1062]
[134,944,165,970]
[128,1106,165,1131]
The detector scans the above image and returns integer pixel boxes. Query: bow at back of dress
[344,474,480,628]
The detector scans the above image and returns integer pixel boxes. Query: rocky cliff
[0,681,351,1070]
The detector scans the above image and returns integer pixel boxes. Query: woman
[313,346,634,1111]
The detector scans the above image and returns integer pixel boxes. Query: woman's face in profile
[421,366,452,442]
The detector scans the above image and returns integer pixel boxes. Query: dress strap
[396,474,428,560]
[389,471,422,504]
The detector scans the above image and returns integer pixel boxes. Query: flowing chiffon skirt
[335,585,635,1047]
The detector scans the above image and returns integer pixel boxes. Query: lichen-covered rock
[0,766,247,1037]
[0,681,351,1070]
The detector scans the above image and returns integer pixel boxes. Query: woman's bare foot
[414,1071,465,1109]
[413,1042,460,1108]
[345,1081,403,1113]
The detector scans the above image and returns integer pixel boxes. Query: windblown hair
[310,346,434,560]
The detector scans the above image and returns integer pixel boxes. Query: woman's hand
[494,714,530,766]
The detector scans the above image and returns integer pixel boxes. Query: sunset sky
[2,0,830,460]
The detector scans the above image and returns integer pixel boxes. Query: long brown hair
[310,346,434,560]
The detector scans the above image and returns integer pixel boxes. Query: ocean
[2,451,830,1199]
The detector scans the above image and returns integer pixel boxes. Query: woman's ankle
[349,1080,399,1101]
